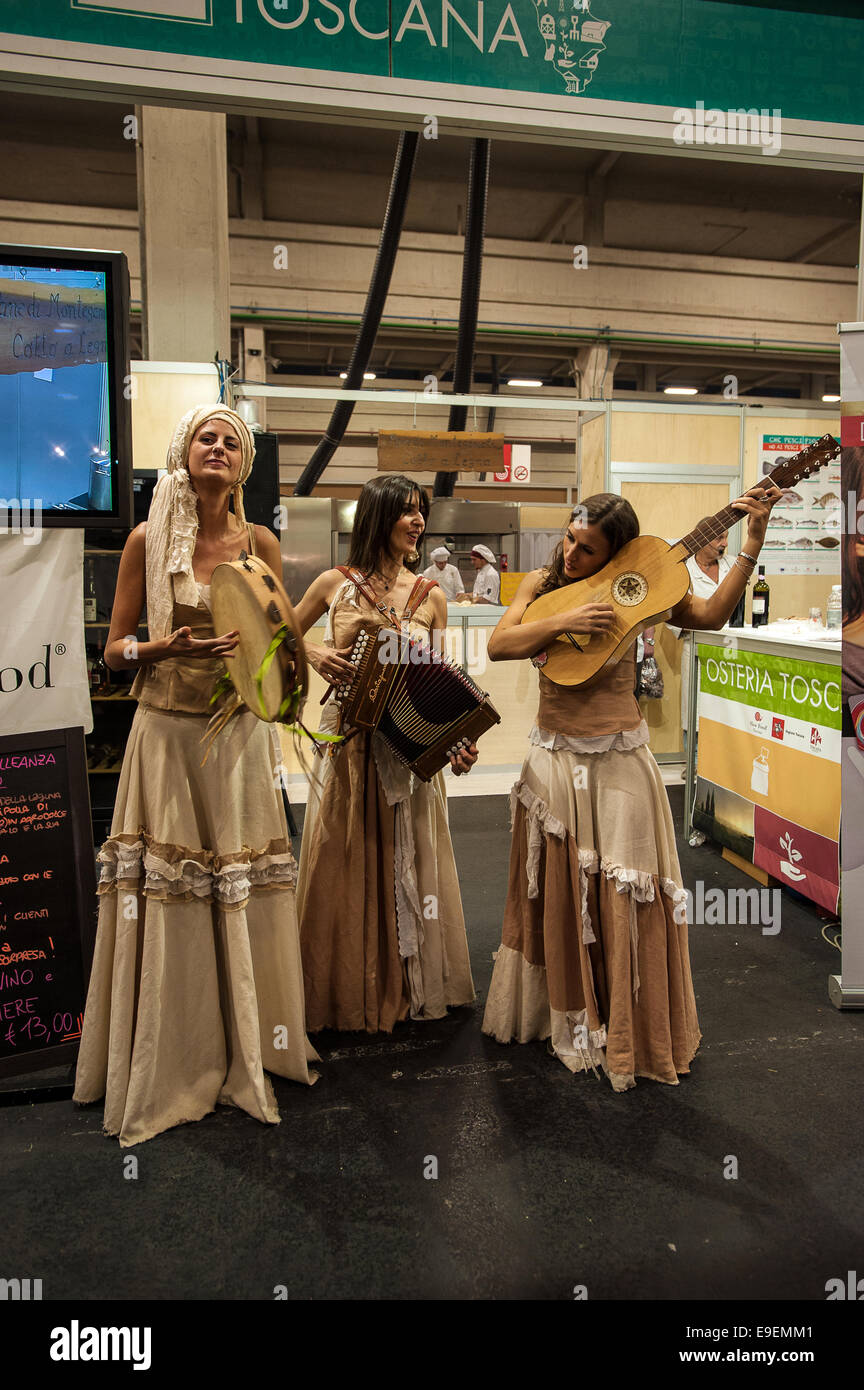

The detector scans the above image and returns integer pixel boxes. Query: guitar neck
[677,435,837,560]
[678,502,745,559]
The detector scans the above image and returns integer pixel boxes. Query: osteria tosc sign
[0,0,862,138]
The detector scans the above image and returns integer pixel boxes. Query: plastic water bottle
[827,585,842,629]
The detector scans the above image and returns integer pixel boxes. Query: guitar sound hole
[611,571,648,606]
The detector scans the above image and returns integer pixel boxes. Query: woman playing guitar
[481,480,781,1089]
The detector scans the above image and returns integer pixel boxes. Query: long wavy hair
[534,493,640,599]
[346,474,429,577]
[843,447,864,626]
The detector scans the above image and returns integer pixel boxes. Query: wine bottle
[751,566,770,628]
[84,560,98,623]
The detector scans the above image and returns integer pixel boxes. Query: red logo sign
[771,717,785,740]
[753,807,839,913]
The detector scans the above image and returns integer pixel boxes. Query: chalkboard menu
[0,728,97,1079]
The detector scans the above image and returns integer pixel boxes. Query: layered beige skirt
[297,701,475,1033]
[74,704,319,1146]
[482,735,701,1090]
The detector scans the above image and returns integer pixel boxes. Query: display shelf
[84,539,138,839]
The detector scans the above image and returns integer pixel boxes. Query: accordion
[333,624,500,781]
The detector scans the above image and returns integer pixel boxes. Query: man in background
[422,545,463,601]
[462,544,501,605]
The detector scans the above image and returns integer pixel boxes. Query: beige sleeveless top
[536,642,643,738]
[132,523,257,715]
[327,580,438,651]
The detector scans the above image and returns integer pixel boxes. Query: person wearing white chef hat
[422,545,463,601]
[463,543,501,605]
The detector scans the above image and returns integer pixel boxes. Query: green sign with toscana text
[0,1,862,127]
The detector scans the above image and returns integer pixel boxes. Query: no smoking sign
[496,443,531,484]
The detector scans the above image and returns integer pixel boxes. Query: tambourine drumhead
[210,554,307,721]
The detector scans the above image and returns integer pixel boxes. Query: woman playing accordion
[294,475,478,1033]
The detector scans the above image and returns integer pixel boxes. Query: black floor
[2,790,861,1301]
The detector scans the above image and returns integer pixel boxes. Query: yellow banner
[697,716,839,841]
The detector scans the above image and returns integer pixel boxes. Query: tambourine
[210,552,307,723]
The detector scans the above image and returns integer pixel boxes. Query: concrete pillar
[576,344,619,399]
[136,106,230,362]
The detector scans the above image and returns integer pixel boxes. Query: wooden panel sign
[0,728,97,1080]
[378,431,504,474]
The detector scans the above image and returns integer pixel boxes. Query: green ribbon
[255,623,290,720]
[209,671,234,708]
[212,629,346,750]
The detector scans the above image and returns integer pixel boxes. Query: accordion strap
[336,566,438,630]
[404,576,438,619]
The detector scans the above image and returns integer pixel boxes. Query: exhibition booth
[0,0,861,1328]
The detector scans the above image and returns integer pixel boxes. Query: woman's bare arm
[487,570,614,662]
[254,525,284,579]
[104,524,240,672]
[294,568,355,682]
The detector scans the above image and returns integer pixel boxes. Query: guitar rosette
[611,571,649,606]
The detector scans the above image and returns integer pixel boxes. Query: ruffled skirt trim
[482,744,701,1089]
[97,829,298,908]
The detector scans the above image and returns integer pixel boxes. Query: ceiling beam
[537,195,581,243]
[791,222,857,262]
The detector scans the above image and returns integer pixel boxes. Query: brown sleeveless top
[132,522,257,715]
[536,642,642,737]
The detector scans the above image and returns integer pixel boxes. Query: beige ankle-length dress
[297,576,475,1033]
[482,643,701,1091]
[73,525,318,1146]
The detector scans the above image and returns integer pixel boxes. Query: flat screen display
[0,246,132,529]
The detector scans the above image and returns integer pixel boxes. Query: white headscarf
[145,404,256,641]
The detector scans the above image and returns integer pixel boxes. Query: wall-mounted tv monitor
[0,245,133,530]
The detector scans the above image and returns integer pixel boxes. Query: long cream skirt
[73,704,318,1146]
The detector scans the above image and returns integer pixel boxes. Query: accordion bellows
[334,624,500,781]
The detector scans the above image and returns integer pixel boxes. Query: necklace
[371,565,402,593]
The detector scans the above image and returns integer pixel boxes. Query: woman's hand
[449,741,479,776]
[306,642,355,683]
[557,602,615,636]
[162,626,239,659]
[731,482,784,547]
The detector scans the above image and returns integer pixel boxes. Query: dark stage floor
[2,790,861,1301]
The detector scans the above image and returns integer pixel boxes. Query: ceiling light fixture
[822,393,841,403]
[663,386,698,396]
[340,372,377,380]
[507,378,543,388]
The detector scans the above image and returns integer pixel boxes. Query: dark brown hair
[346,474,429,577]
[534,493,639,598]
[842,447,864,626]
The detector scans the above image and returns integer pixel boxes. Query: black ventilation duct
[293,130,419,496]
[434,138,492,499]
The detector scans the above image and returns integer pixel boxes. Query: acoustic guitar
[522,433,840,687]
